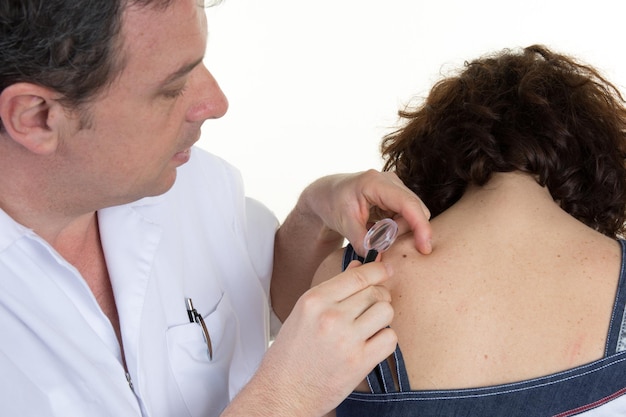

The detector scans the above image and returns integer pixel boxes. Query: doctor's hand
[223,261,396,417]
[300,170,432,257]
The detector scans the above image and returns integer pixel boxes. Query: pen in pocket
[185,297,213,360]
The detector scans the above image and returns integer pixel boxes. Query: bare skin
[314,172,621,408]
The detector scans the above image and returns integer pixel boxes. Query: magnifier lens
[363,218,399,253]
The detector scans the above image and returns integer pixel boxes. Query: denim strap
[342,245,411,393]
[606,239,626,355]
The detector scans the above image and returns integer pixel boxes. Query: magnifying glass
[363,218,399,263]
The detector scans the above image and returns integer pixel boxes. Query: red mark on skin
[566,335,586,365]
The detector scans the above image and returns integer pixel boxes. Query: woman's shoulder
[312,248,345,287]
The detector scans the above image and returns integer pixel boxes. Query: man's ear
[0,83,65,155]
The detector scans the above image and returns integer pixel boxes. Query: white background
[200,0,626,222]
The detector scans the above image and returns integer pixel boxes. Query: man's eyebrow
[160,57,204,86]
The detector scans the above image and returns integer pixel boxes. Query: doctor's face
[61,0,228,208]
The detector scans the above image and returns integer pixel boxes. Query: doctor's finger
[314,261,392,303]
[335,283,392,322]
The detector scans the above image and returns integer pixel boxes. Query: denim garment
[338,240,626,416]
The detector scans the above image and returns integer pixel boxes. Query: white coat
[0,148,279,416]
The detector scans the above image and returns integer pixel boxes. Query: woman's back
[315,172,622,392]
[378,172,621,390]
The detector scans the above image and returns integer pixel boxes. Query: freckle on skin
[403,254,407,258]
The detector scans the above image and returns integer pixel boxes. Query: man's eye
[163,85,188,98]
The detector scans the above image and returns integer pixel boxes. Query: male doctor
[0,0,432,416]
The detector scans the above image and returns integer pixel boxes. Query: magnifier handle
[363,249,378,263]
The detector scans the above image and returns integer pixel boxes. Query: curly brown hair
[382,45,626,237]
